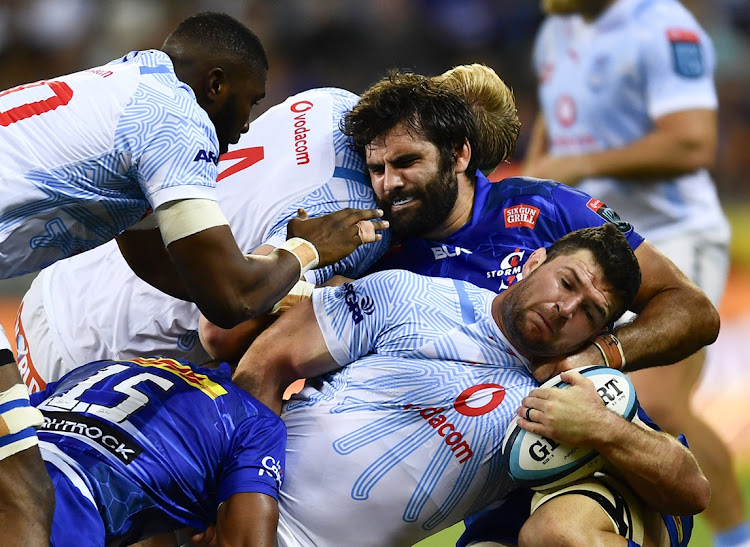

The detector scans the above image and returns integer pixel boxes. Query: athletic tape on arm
[276,238,320,277]
[156,199,230,247]
[270,280,316,315]
[0,384,44,461]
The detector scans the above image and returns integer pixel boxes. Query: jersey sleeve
[637,4,717,119]
[217,414,287,503]
[311,271,413,366]
[118,81,220,210]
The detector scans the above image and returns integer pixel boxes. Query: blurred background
[0,1,747,544]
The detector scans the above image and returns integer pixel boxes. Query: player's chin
[516,331,553,357]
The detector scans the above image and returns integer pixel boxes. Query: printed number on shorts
[0,80,74,127]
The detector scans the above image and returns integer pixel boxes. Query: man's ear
[522,247,547,277]
[204,67,227,106]
[454,139,471,175]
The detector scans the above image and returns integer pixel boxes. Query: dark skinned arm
[0,360,54,546]
[198,273,352,363]
[116,206,386,329]
[214,493,278,547]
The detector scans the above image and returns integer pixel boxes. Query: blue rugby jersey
[369,173,644,291]
[32,358,286,544]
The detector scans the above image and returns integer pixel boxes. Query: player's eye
[394,156,419,169]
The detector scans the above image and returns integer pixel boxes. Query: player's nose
[383,166,405,193]
[557,295,582,319]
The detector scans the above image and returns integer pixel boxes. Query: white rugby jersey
[533,0,730,242]
[18,88,385,385]
[0,50,220,278]
[277,270,535,547]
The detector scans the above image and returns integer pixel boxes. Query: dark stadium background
[0,2,747,545]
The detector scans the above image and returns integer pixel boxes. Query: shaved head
[162,11,268,77]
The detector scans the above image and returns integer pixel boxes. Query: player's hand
[190,525,217,546]
[286,208,389,266]
[523,154,591,186]
[517,370,618,448]
[321,275,353,287]
[530,343,604,382]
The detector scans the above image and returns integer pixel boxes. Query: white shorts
[532,473,647,545]
[531,473,685,547]
[617,232,730,328]
[14,277,66,394]
[650,231,730,308]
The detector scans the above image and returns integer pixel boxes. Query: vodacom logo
[454,383,506,417]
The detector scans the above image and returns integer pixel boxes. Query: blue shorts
[457,489,532,546]
[47,462,104,546]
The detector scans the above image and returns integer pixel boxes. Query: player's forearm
[116,228,193,301]
[614,286,719,371]
[199,314,276,364]
[167,227,306,329]
[217,493,278,547]
[0,444,55,546]
[593,415,710,515]
[581,111,716,182]
[233,299,336,413]
[613,242,720,371]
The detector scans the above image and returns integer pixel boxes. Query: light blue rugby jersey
[262,87,391,284]
[533,0,729,241]
[277,270,536,546]
[0,49,219,278]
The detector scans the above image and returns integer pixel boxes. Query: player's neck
[421,176,475,240]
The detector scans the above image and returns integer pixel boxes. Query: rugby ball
[501,365,638,491]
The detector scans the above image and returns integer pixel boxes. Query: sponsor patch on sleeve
[586,198,632,232]
[504,205,540,229]
[667,28,704,78]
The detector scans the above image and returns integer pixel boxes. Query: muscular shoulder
[630,0,704,27]
[482,176,569,215]
[119,50,215,141]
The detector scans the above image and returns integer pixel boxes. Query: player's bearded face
[376,152,459,242]
[499,253,611,358]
